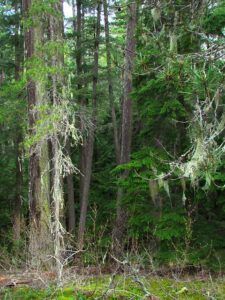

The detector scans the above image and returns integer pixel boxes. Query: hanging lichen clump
[171,89,225,188]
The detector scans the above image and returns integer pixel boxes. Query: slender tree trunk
[112,2,137,253]
[23,0,52,267]
[57,0,76,234]
[48,0,65,280]
[74,0,86,205]
[77,1,101,249]
[103,0,120,164]
[13,0,23,242]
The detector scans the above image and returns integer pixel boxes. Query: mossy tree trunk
[48,0,66,280]
[24,0,52,268]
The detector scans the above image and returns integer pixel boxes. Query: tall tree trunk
[75,0,86,205]
[103,0,120,164]
[77,1,101,249]
[23,0,52,267]
[48,0,65,280]
[112,1,137,253]
[59,0,76,234]
[13,0,23,242]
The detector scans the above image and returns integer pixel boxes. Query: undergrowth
[1,276,225,299]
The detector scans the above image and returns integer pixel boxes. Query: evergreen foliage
[0,0,225,274]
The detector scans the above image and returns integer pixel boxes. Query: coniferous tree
[23,0,52,266]
[78,0,101,249]
[13,0,24,242]
[112,1,137,252]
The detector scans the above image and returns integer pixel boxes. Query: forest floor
[0,267,225,299]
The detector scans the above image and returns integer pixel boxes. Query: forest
[1,0,225,299]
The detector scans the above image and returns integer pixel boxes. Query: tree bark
[112,1,137,254]
[24,0,52,268]
[77,1,101,249]
[48,0,65,280]
[13,0,23,242]
[74,0,86,205]
[103,0,120,164]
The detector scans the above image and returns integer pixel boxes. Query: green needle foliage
[1,0,225,274]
